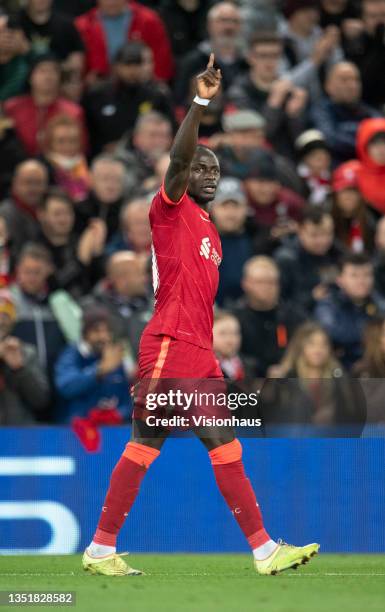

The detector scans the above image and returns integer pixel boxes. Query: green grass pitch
[0,554,384,612]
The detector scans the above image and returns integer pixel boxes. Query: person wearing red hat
[330,160,376,253]
[356,117,385,215]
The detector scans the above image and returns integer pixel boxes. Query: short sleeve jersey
[145,185,222,349]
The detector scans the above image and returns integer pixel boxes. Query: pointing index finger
[207,53,215,69]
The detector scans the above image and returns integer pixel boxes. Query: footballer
[82,54,320,577]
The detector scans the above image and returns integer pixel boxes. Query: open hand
[196,53,222,100]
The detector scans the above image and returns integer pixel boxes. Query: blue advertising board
[0,427,384,554]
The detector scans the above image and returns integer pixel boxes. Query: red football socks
[93,442,160,547]
[209,439,271,550]
[93,438,270,551]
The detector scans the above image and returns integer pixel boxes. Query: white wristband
[193,95,210,106]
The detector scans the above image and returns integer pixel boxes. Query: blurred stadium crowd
[1,0,385,429]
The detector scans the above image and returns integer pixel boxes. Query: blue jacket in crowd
[314,288,383,370]
[54,343,133,423]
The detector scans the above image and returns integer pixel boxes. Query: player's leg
[83,333,173,575]
[83,426,168,575]
[198,430,277,557]
[198,429,320,575]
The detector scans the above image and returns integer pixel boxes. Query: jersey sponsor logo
[200,237,211,259]
[199,237,222,266]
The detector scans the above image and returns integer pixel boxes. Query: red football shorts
[132,333,227,427]
[138,333,223,379]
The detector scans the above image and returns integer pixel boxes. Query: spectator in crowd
[53,0,95,18]
[211,178,255,307]
[353,315,385,423]
[0,14,30,101]
[227,31,308,158]
[0,116,27,200]
[262,321,366,432]
[16,0,84,68]
[314,252,383,369]
[54,305,133,423]
[295,129,332,205]
[75,154,127,240]
[37,189,106,298]
[243,149,305,232]
[4,54,86,156]
[0,159,48,255]
[232,256,306,376]
[344,0,385,107]
[175,1,247,106]
[373,216,385,298]
[275,207,341,313]
[106,197,151,256]
[159,0,208,60]
[84,41,175,155]
[10,243,67,378]
[75,0,174,82]
[330,160,376,253]
[82,251,152,357]
[216,110,304,194]
[280,0,342,100]
[320,0,360,28]
[0,289,50,424]
[0,214,13,288]
[117,112,173,187]
[356,117,385,215]
[42,114,90,202]
[213,310,252,379]
[312,61,380,165]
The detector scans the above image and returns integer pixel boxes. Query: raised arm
[164,53,221,202]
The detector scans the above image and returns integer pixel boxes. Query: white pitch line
[0,572,75,577]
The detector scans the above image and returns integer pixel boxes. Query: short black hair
[249,31,283,48]
[300,206,332,226]
[39,187,74,211]
[338,252,372,272]
[195,144,215,158]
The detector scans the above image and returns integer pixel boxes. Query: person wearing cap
[3,54,87,156]
[356,118,385,215]
[211,177,255,307]
[83,40,175,156]
[0,288,50,424]
[295,129,332,205]
[330,160,376,253]
[54,305,133,423]
[227,31,308,158]
[312,61,380,165]
[215,110,304,195]
[280,0,343,101]
[243,148,305,231]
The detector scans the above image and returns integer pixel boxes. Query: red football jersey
[144,184,222,349]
